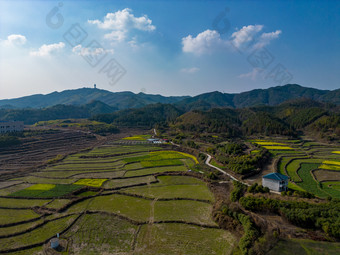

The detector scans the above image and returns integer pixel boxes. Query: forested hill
[93,98,339,140]
[1,84,339,110]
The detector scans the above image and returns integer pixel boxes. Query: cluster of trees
[216,142,245,155]
[215,148,270,175]
[247,183,270,194]
[239,196,340,238]
[230,181,247,202]
[220,205,260,255]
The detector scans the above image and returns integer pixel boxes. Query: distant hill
[0,88,189,110]
[0,101,117,124]
[0,84,339,110]
[175,84,339,111]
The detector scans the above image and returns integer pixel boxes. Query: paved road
[204,153,248,185]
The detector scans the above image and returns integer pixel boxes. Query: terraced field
[0,143,236,254]
[253,138,340,198]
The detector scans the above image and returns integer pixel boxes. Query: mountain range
[0,84,339,111]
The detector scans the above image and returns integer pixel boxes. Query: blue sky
[0,0,339,99]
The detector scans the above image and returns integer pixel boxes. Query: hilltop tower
[94,84,97,89]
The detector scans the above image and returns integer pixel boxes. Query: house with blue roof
[262,173,289,192]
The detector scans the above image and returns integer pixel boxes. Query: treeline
[240,196,340,238]
[172,98,340,139]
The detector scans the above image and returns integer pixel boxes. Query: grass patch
[73,178,107,187]
[332,151,340,155]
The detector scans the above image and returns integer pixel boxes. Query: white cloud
[180,67,200,73]
[72,44,114,56]
[238,68,262,80]
[231,25,263,49]
[88,8,155,42]
[182,29,228,55]
[253,30,282,49]
[3,34,27,46]
[30,42,65,57]
[104,30,126,42]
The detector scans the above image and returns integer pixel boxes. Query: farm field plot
[0,215,77,252]
[73,178,107,187]
[104,175,156,189]
[0,209,40,225]
[0,198,50,208]
[64,213,138,254]
[154,200,216,225]
[124,165,187,177]
[0,183,32,196]
[135,223,235,255]
[286,158,323,182]
[0,218,44,237]
[313,169,340,182]
[294,163,328,198]
[45,199,71,210]
[10,176,76,184]
[9,184,82,198]
[266,137,340,198]
[123,183,214,201]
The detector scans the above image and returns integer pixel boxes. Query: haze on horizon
[0,0,339,99]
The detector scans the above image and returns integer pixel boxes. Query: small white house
[0,121,24,133]
[262,173,289,192]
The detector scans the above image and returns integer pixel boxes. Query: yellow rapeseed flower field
[262,146,293,150]
[26,184,56,190]
[74,179,107,188]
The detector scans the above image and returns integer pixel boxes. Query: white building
[0,121,24,133]
[262,173,289,192]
